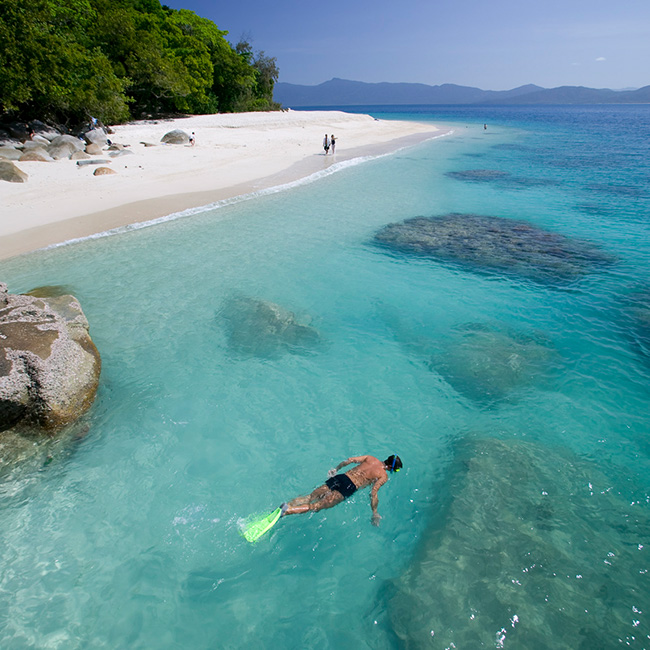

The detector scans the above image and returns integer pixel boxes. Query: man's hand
[371,512,382,527]
[327,468,337,478]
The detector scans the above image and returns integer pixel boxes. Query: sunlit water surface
[1,105,650,649]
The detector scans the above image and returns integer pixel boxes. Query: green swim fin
[242,507,282,543]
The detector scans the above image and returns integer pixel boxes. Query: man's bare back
[281,454,403,526]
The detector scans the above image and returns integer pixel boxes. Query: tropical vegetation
[0,0,280,125]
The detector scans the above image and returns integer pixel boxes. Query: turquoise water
[1,106,650,648]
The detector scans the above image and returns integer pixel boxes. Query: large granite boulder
[387,437,650,649]
[374,214,616,284]
[83,128,108,146]
[161,129,190,145]
[20,149,53,162]
[0,147,22,161]
[0,283,101,431]
[219,296,320,358]
[0,161,28,183]
[47,134,85,160]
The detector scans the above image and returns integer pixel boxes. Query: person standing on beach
[189,132,196,146]
[280,454,403,526]
[323,133,330,155]
[330,134,336,154]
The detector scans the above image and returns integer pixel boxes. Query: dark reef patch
[445,169,509,182]
[373,213,616,284]
[585,183,649,199]
[445,169,559,189]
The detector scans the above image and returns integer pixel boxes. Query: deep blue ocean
[1,105,650,649]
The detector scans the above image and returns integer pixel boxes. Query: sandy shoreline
[0,110,448,260]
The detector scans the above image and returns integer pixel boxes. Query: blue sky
[164,0,649,90]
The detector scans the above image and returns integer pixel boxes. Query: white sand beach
[0,110,446,260]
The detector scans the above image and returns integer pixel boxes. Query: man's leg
[284,489,343,516]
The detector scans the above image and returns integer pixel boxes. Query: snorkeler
[281,454,403,526]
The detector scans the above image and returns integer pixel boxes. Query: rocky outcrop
[161,129,190,145]
[0,161,28,183]
[0,283,101,432]
[374,213,616,284]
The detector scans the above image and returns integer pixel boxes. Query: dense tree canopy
[0,0,280,125]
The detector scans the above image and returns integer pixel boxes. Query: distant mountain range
[274,78,650,106]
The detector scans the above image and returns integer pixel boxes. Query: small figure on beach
[323,133,330,155]
[189,132,196,146]
[281,454,403,526]
[484,123,487,130]
[330,134,336,154]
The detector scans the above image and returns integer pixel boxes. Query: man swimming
[281,454,403,526]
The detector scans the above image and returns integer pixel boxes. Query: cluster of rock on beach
[0,283,101,469]
[0,119,194,182]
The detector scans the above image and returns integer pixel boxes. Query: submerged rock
[431,323,557,403]
[445,169,509,182]
[218,296,320,358]
[620,288,650,361]
[374,213,615,284]
[387,437,650,649]
[0,283,101,432]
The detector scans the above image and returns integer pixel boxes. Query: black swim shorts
[326,474,357,499]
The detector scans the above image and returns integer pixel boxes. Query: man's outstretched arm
[328,455,368,477]
[369,476,387,526]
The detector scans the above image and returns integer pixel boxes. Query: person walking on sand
[189,132,196,146]
[323,133,330,155]
[330,134,336,154]
[280,454,403,526]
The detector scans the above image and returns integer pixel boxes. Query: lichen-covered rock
[374,214,616,284]
[387,437,650,649]
[0,161,28,183]
[0,283,101,431]
[219,296,320,358]
[161,129,190,145]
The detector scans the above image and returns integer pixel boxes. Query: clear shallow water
[1,106,650,648]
